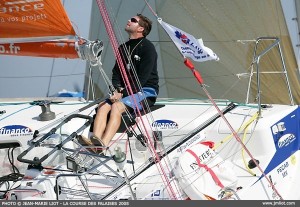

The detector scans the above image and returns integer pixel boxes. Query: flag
[158,19,219,62]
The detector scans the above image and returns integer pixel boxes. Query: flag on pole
[158,19,219,62]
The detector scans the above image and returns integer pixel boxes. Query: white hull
[1,98,299,200]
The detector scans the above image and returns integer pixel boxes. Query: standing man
[78,14,159,153]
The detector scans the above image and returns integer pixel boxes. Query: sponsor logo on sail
[0,43,20,54]
[0,0,44,14]
[0,125,33,137]
[277,133,296,148]
[152,119,178,130]
[0,0,46,23]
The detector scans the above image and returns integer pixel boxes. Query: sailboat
[1,0,300,201]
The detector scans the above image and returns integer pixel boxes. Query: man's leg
[93,102,112,142]
[100,102,126,146]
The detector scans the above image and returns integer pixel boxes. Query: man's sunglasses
[130,18,139,23]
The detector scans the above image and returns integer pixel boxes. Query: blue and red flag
[158,19,219,62]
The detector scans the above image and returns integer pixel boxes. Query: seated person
[78,14,159,154]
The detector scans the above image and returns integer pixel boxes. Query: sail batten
[0,35,77,44]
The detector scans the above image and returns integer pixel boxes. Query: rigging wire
[96,0,179,200]
[139,1,188,198]
[143,0,284,200]
[93,1,145,133]
[46,59,55,97]
[185,58,284,200]
[143,0,158,18]
[103,1,157,125]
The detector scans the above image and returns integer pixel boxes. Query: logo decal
[0,125,33,136]
[276,161,289,174]
[175,31,203,55]
[151,190,161,197]
[152,119,178,130]
[278,133,296,148]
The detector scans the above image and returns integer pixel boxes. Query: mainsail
[0,0,79,58]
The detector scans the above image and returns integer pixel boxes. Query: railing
[246,37,294,116]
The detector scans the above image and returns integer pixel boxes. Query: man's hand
[109,91,122,103]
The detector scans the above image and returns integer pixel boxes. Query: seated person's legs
[100,101,126,146]
[77,101,111,153]
[93,101,113,141]
[78,91,157,153]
